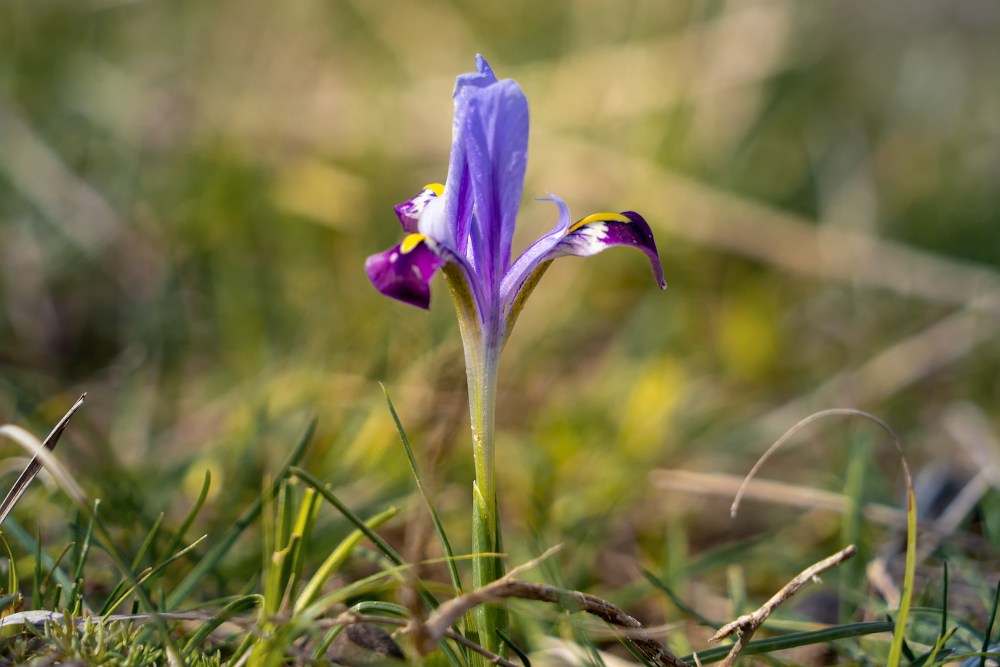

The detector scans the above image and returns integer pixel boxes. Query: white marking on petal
[390,252,399,263]
[573,222,609,253]
[417,196,454,249]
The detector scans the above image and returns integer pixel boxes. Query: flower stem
[444,267,508,658]
[467,343,507,658]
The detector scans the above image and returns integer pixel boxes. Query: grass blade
[182,594,263,657]
[618,631,657,667]
[0,593,18,614]
[289,467,403,567]
[643,570,716,628]
[679,621,895,664]
[294,506,398,612]
[291,471,464,667]
[886,487,918,667]
[162,469,211,560]
[497,628,532,667]
[0,394,85,529]
[980,582,1000,667]
[942,561,949,640]
[276,479,293,551]
[31,524,41,611]
[350,600,409,616]
[382,384,463,594]
[72,500,97,581]
[312,626,345,663]
[164,417,315,610]
[103,534,208,614]
[288,487,319,602]
[131,512,163,571]
[914,628,956,667]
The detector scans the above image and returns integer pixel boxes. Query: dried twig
[423,546,688,667]
[708,545,858,667]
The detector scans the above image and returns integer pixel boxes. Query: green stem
[443,267,509,659]
[466,341,507,658]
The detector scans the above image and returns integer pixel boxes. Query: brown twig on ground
[708,545,858,667]
[422,546,689,667]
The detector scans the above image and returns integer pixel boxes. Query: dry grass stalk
[421,545,688,667]
[707,545,858,667]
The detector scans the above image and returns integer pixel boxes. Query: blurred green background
[1,0,999,642]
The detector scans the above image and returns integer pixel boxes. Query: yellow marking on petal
[400,233,427,254]
[423,183,445,196]
[568,212,630,233]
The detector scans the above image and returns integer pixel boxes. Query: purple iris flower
[365,54,665,346]
[364,55,664,645]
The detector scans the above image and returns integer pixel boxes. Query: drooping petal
[394,184,443,233]
[500,210,665,342]
[549,211,666,288]
[364,235,448,310]
[499,195,571,312]
[464,79,529,300]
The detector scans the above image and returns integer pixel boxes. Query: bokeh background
[1,0,1000,653]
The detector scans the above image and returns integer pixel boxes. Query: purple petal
[417,193,455,249]
[500,195,571,312]
[549,211,666,288]
[453,55,499,99]
[364,236,448,310]
[445,55,500,253]
[394,185,442,233]
[464,79,529,298]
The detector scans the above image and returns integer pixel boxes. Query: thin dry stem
[425,575,688,667]
[730,409,911,519]
[708,545,858,667]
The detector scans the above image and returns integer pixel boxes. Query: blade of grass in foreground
[980,583,1000,667]
[288,487,319,602]
[5,518,75,597]
[680,622,895,664]
[291,467,466,667]
[164,417,315,610]
[887,485,917,667]
[131,512,163,570]
[163,470,211,560]
[291,467,404,567]
[104,535,207,614]
[643,570,716,629]
[293,506,398,612]
[182,594,263,658]
[497,628,532,667]
[0,531,18,603]
[31,524,41,611]
[382,385,463,595]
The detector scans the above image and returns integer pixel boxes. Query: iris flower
[365,55,664,649]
